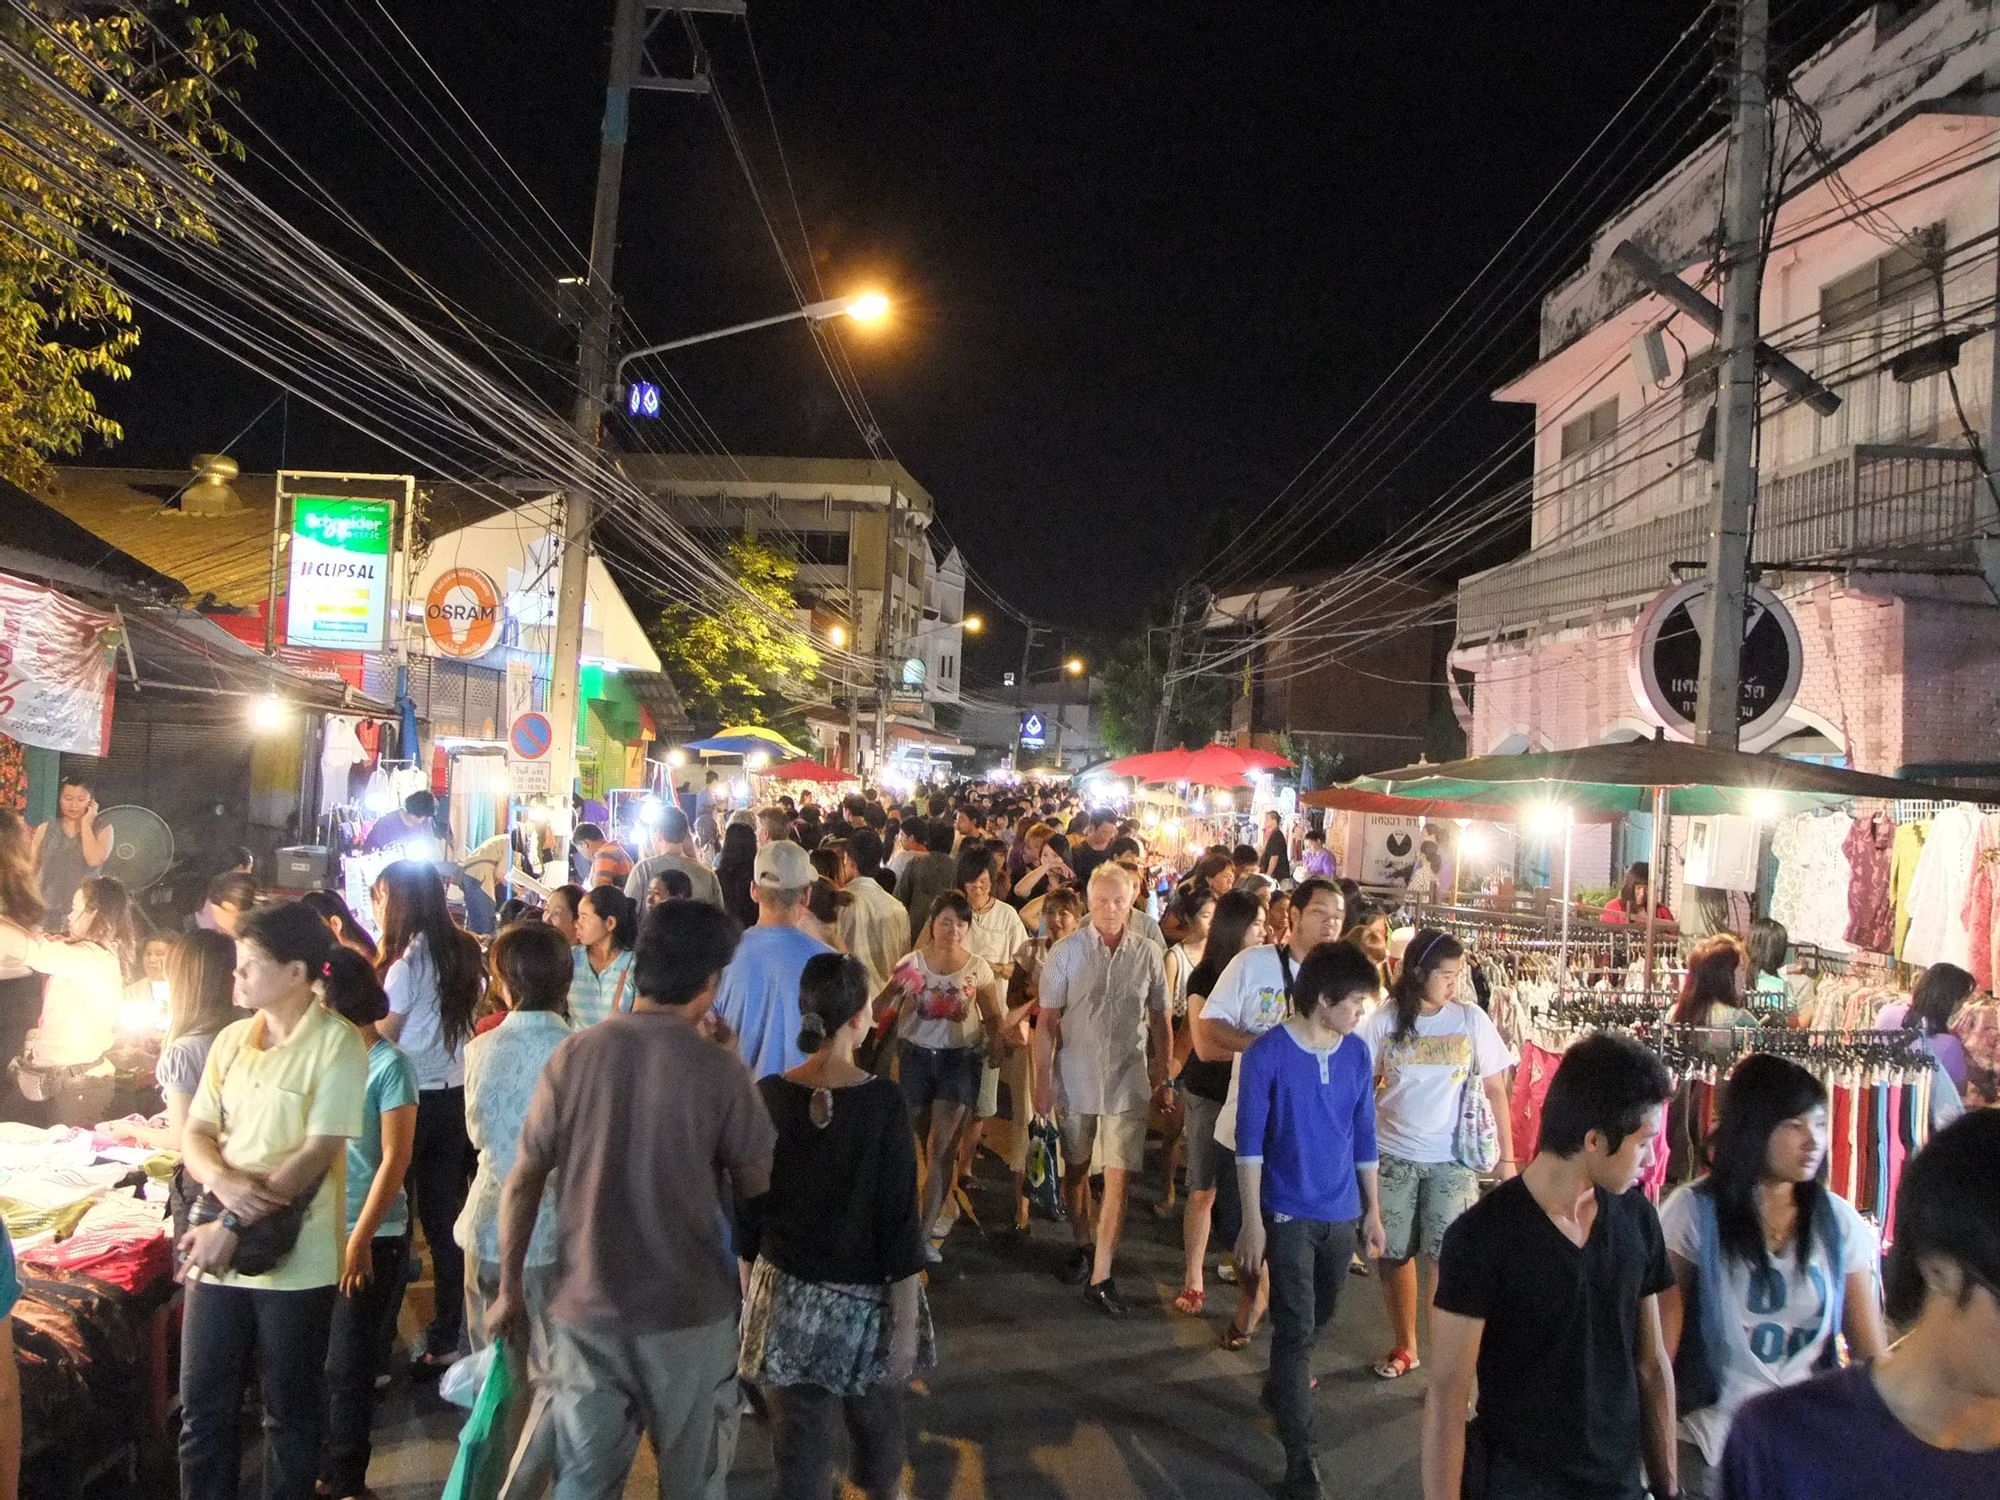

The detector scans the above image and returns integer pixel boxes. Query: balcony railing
[1455,444,1985,643]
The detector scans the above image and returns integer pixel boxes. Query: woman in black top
[1176,887,1270,1320]
[738,953,931,1500]
[715,822,760,931]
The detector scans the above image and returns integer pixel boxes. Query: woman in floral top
[887,891,1003,1262]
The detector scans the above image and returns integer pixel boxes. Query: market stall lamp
[1459,826,1491,863]
[1527,801,1568,838]
[666,748,687,768]
[251,693,288,732]
[1748,790,1783,820]
[746,750,770,771]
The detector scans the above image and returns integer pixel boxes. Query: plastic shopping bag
[439,1343,498,1410]
[441,1341,516,1500]
[1024,1113,1065,1221]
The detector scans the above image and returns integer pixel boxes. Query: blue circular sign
[510,712,553,760]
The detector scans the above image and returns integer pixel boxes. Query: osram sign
[424,567,503,659]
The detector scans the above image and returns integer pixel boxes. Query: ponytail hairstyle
[795,952,870,1054]
[322,947,391,1027]
[300,889,380,961]
[579,884,638,953]
[1388,928,1466,1041]
[235,900,336,991]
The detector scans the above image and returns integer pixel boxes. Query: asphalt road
[352,1153,1431,1500]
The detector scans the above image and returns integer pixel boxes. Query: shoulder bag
[1450,1006,1501,1173]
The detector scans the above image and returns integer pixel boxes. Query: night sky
[94,1,1742,672]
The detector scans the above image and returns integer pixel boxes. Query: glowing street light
[828,623,849,648]
[844,291,890,323]
[1065,657,1085,676]
[963,615,984,634]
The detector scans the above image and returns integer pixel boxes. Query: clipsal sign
[424,567,502,659]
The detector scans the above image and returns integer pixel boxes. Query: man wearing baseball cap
[711,840,834,1077]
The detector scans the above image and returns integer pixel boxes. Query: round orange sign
[424,567,502,658]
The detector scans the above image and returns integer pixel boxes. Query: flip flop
[1373,1347,1421,1379]
[1173,1287,1206,1316]
[1221,1321,1252,1352]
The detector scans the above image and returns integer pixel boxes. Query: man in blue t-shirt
[710,841,832,1078]
[1234,941,1385,1500]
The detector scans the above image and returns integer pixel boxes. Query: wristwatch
[219,1210,244,1234]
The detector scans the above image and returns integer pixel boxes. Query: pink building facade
[1453,2,2000,792]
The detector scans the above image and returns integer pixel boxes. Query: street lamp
[614,292,892,394]
[1065,656,1085,675]
[964,614,984,634]
[828,623,849,648]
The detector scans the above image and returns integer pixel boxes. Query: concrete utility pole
[1152,583,1194,751]
[548,0,644,809]
[872,486,901,779]
[549,0,741,808]
[1694,0,1771,749]
[1012,622,1042,766]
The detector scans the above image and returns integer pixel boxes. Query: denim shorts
[900,1042,982,1111]
[1377,1154,1479,1262]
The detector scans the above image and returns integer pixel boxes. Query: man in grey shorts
[1034,861,1170,1317]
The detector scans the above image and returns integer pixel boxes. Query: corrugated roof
[34,466,525,609]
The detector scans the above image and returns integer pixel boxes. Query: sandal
[1173,1287,1206,1316]
[1221,1321,1251,1352]
[1373,1347,1421,1380]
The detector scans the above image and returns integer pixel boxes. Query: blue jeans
[1264,1215,1356,1469]
[181,1279,337,1500]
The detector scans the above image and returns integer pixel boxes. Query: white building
[1453,1,2000,788]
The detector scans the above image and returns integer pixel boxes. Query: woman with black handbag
[177,901,369,1500]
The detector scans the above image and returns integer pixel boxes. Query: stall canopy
[1102,744,1294,787]
[764,758,856,784]
[1301,785,1619,823]
[680,726,807,759]
[1345,741,1974,817]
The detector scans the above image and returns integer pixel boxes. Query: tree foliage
[1098,619,1228,757]
[650,537,822,733]
[0,2,255,489]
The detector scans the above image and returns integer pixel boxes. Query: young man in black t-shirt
[1422,1032,1678,1500]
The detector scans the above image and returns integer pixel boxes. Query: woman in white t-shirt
[1657,1054,1887,1499]
[886,891,1003,1264]
[1355,928,1515,1380]
[372,859,483,1370]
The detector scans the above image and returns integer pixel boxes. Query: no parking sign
[508,711,553,795]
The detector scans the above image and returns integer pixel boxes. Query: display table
[0,1123,178,1496]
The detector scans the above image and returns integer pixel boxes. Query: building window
[1818,226,1941,332]
[1559,398,1619,458]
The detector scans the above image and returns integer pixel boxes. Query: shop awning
[1301,786,1620,823]
[1346,740,1977,817]
[119,604,393,714]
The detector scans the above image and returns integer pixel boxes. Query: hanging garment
[1842,813,1896,953]
[1771,815,1855,952]
[1889,819,1928,959]
[1510,1040,1564,1163]
[1903,804,1979,970]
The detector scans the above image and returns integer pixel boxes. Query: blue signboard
[625,380,662,419]
[1019,711,1046,750]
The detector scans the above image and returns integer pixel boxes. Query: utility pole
[548,0,740,809]
[548,0,643,811]
[872,486,901,782]
[1694,0,1771,749]
[1012,622,1042,768]
[1153,583,1195,751]
[1051,635,1070,767]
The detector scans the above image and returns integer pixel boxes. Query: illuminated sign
[626,381,662,419]
[424,567,503,659]
[286,496,393,650]
[1019,711,1046,750]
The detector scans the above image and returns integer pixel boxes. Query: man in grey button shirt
[1033,860,1169,1317]
[625,808,724,909]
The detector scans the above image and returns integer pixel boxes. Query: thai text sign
[286,496,394,650]
[0,573,115,755]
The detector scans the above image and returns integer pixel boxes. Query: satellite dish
[96,805,176,892]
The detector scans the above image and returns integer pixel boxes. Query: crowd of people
[0,773,1993,1499]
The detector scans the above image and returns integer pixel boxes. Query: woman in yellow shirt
[177,902,367,1500]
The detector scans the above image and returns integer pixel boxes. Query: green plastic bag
[441,1341,516,1500]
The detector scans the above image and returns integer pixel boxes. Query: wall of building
[1461,571,2000,775]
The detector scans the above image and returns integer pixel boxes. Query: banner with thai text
[0,573,115,755]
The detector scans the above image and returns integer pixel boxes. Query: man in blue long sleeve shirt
[1235,941,1387,1500]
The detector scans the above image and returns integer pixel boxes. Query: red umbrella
[763,758,856,784]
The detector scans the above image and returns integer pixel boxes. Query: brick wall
[1460,574,2000,777]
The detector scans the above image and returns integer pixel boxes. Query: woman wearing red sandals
[1354,928,1516,1381]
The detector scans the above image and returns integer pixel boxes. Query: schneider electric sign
[286,496,394,650]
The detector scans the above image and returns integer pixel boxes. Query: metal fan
[96,805,176,892]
